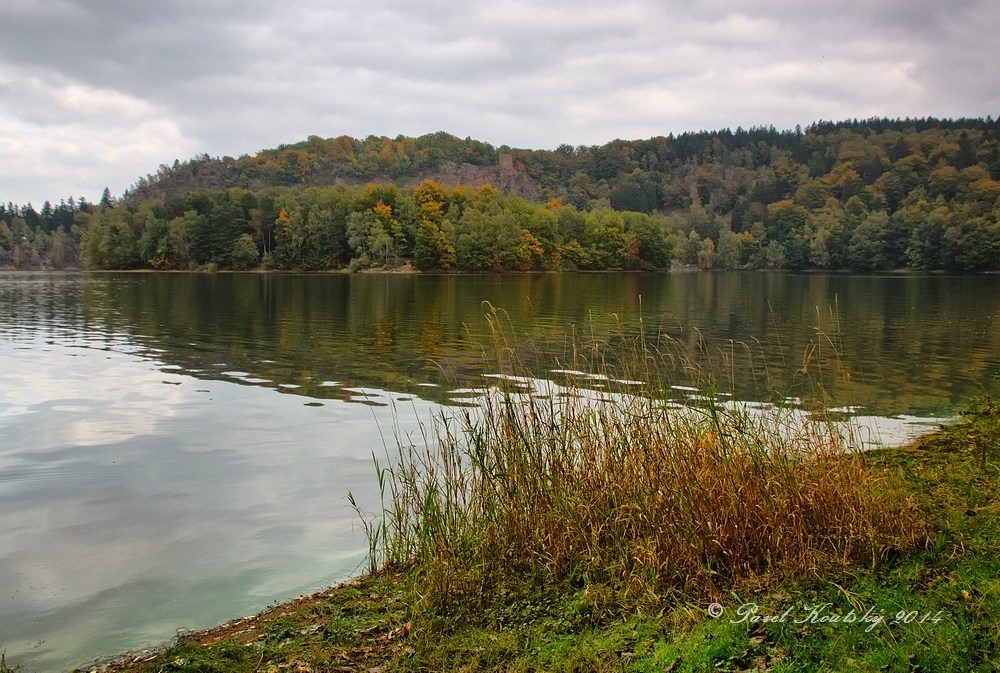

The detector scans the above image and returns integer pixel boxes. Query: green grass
[93,399,999,673]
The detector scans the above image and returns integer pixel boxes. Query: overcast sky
[1,0,997,206]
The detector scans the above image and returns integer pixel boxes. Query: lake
[1,271,998,672]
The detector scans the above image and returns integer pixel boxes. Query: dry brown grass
[353,314,929,609]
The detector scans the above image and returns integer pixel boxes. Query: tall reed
[353,312,928,607]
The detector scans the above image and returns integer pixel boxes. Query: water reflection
[4,271,998,414]
[0,271,997,672]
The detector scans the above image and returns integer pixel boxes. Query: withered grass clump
[354,319,929,608]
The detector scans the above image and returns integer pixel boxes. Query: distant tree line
[4,117,999,272]
[0,198,87,269]
[75,183,677,272]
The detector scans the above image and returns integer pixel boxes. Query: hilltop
[122,118,999,215]
[125,132,543,203]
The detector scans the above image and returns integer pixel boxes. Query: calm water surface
[1,271,998,672]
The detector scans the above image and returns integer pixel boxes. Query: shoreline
[75,402,1000,673]
[3,266,999,276]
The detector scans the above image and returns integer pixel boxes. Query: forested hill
[125,132,544,203]
[126,118,1000,213]
[2,117,999,272]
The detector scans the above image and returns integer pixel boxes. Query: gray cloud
[1,0,997,205]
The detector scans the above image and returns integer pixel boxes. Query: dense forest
[2,117,999,272]
[0,198,85,269]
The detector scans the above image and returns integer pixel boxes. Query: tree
[0,220,13,263]
[413,218,455,270]
[766,200,809,247]
[99,187,115,210]
[794,179,833,210]
[80,208,141,268]
[622,212,672,269]
[764,241,787,269]
[166,211,199,268]
[610,169,660,213]
[901,206,938,269]
[956,130,977,169]
[411,183,456,270]
[274,207,306,268]
[676,230,702,266]
[295,195,351,269]
[453,207,497,271]
[697,237,715,270]
[847,211,890,270]
[584,210,629,269]
[346,210,382,267]
[230,234,260,270]
[717,228,756,269]
[950,217,1000,271]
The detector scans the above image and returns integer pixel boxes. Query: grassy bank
[71,396,999,673]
